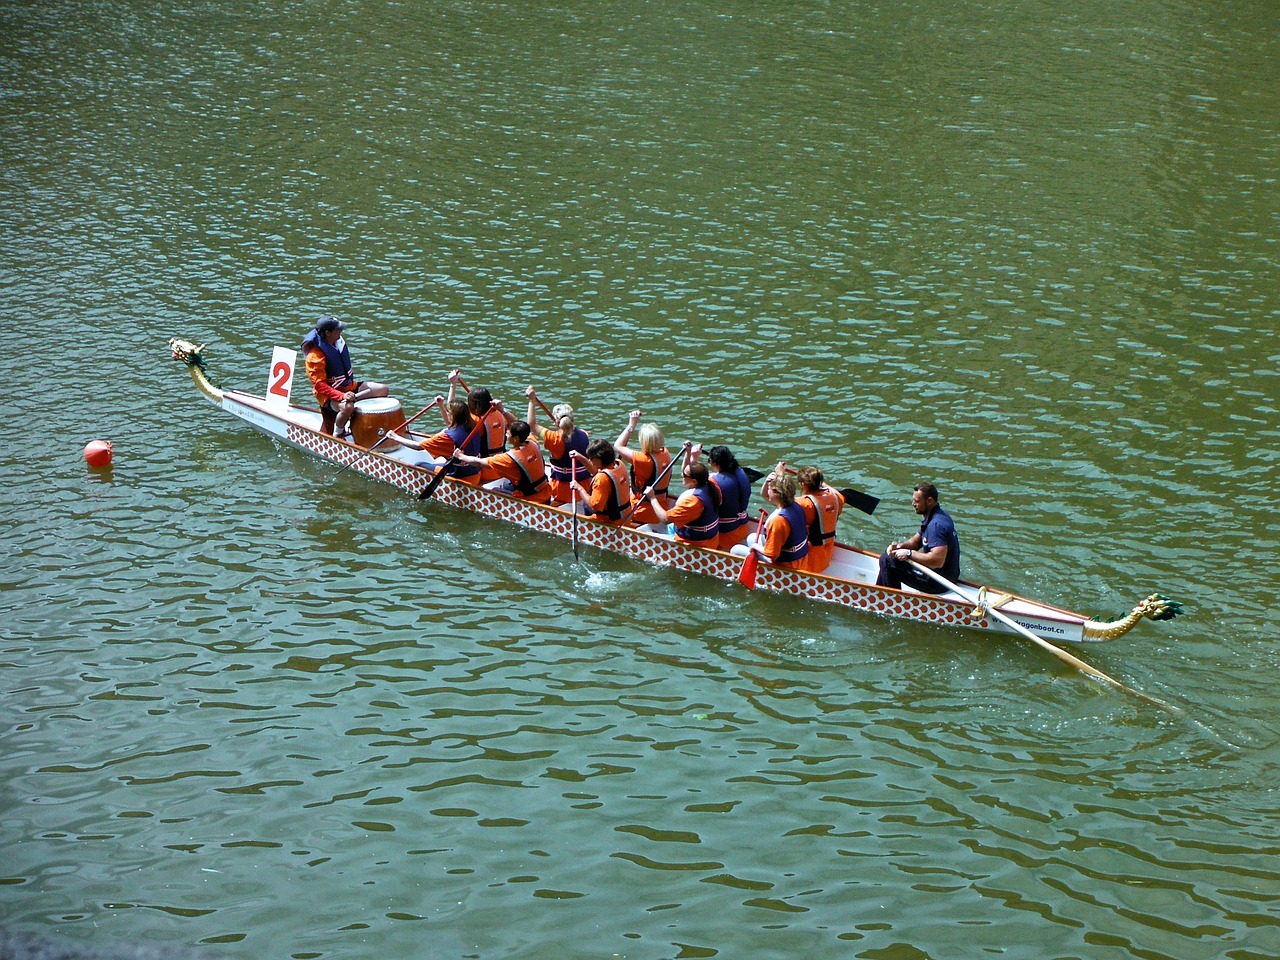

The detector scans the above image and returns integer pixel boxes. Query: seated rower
[301,315,390,439]
[794,464,845,574]
[386,398,483,485]
[876,481,960,594]
[615,409,673,531]
[696,444,753,551]
[449,368,511,456]
[568,440,632,524]
[746,472,809,571]
[527,386,589,506]
[454,420,552,503]
[640,460,721,548]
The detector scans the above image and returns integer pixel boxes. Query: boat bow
[169,338,224,405]
[1082,593,1183,640]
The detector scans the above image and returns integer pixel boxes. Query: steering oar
[907,559,1179,714]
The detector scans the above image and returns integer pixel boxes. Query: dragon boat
[169,338,1181,645]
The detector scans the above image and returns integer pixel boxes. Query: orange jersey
[305,347,350,403]
[539,426,590,505]
[420,430,459,460]
[587,462,631,522]
[478,407,507,457]
[627,448,673,526]
[763,508,808,570]
[481,438,550,502]
[666,487,719,546]
[798,486,845,573]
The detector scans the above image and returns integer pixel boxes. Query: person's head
[508,420,532,445]
[912,481,940,515]
[637,422,665,455]
[682,461,709,488]
[770,473,797,507]
[796,466,824,492]
[551,403,575,434]
[585,438,616,468]
[707,445,738,473]
[467,387,492,416]
[315,315,344,344]
[446,399,473,431]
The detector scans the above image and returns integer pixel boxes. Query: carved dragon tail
[1082,594,1184,641]
[169,337,224,405]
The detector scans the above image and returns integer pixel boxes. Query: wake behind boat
[169,338,1181,647]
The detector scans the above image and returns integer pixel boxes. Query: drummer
[301,315,390,439]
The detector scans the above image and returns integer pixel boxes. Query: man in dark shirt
[876,481,960,594]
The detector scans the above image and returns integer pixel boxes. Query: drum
[351,397,403,450]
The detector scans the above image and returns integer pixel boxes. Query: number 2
[269,360,293,397]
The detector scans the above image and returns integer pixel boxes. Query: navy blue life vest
[301,329,354,391]
[773,502,810,564]
[674,486,720,544]
[547,428,590,483]
[713,467,752,535]
[444,422,482,479]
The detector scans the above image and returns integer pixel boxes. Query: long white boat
[170,338,1181,646]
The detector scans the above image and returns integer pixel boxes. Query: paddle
[737,509,768,589]
[334,398,440,477]
[529,391,557,423]
[740,465,879,516]
[619,442,691,527]
[906,559,1179,713]
[418,416,487,500]
[571,459,580,561]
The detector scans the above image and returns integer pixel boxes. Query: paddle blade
[737,549,760,589]
[742,466,766,483]
[418,458,454,500]
[840,487,879,516]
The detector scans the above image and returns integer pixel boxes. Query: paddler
[385,398,483,485]
[448,369,509,457]
[640,461,721,548]
[793,464,845,574]
[747,472,810,571]
[527,386,590,506]
[301,315,390,439]
[568,440,632,523]
[875,481,960,593]
[614,410,673,531]
[454,420,552,503]
[692,444,753,552]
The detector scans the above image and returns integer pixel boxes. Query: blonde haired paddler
[526,386,590,506]
[615,409,673,531]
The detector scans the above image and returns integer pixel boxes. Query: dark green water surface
[3,1,1279,958]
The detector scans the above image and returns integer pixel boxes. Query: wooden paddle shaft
[907,560,1178,713]
[335,397,440,476]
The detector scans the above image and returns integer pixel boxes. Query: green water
[3,1,1279,958]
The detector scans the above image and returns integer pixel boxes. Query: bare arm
[614,409,642,460]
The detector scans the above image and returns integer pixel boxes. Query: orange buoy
[84,440,113,468]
